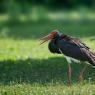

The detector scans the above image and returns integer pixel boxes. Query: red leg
[68,63,72,86]
[59,50,72,86]
[79,64,88,82]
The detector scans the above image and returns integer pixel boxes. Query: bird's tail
[86,50,95,67]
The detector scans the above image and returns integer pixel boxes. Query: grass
[0,14,95,94]
[0,83,95,95]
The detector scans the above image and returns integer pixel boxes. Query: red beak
[40,33,53,44]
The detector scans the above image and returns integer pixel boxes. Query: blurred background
[0,0,95,39]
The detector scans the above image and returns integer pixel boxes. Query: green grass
[0,18,95,95]
[0,83,95,95]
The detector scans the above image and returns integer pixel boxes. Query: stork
[40,30,95,85]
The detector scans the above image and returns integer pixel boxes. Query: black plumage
[48,33,95,67]
[40,30,95,84]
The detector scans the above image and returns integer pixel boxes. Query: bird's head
[40,30,59,44]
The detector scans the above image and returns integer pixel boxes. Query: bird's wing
[59,35,95,67]
[61,34,90,50]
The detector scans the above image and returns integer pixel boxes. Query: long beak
[40,34,53,44]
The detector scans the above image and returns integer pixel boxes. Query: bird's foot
[78,75,83,82]
[67,81,72,87]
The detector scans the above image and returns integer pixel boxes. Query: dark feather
[48,40,61,54]
[48,34,95,67]
[61,34,90,49]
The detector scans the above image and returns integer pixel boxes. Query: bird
[40,30,95,85]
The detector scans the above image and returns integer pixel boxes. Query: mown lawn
[0,20,95,95]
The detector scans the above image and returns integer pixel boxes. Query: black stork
[40,30,95,85]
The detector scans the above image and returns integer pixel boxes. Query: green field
[0,16,95,95]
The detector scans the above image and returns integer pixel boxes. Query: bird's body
[40,30,95,85]
[48,34,95,67]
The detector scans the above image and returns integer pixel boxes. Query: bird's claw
[67,80,72,87]
[79,75,83,82]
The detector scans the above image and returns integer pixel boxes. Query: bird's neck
[51,35,61,44]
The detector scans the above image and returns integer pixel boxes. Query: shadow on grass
[1,20,95,39]
[0,57,95,85]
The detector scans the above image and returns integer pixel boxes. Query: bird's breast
[48,41,61,54]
